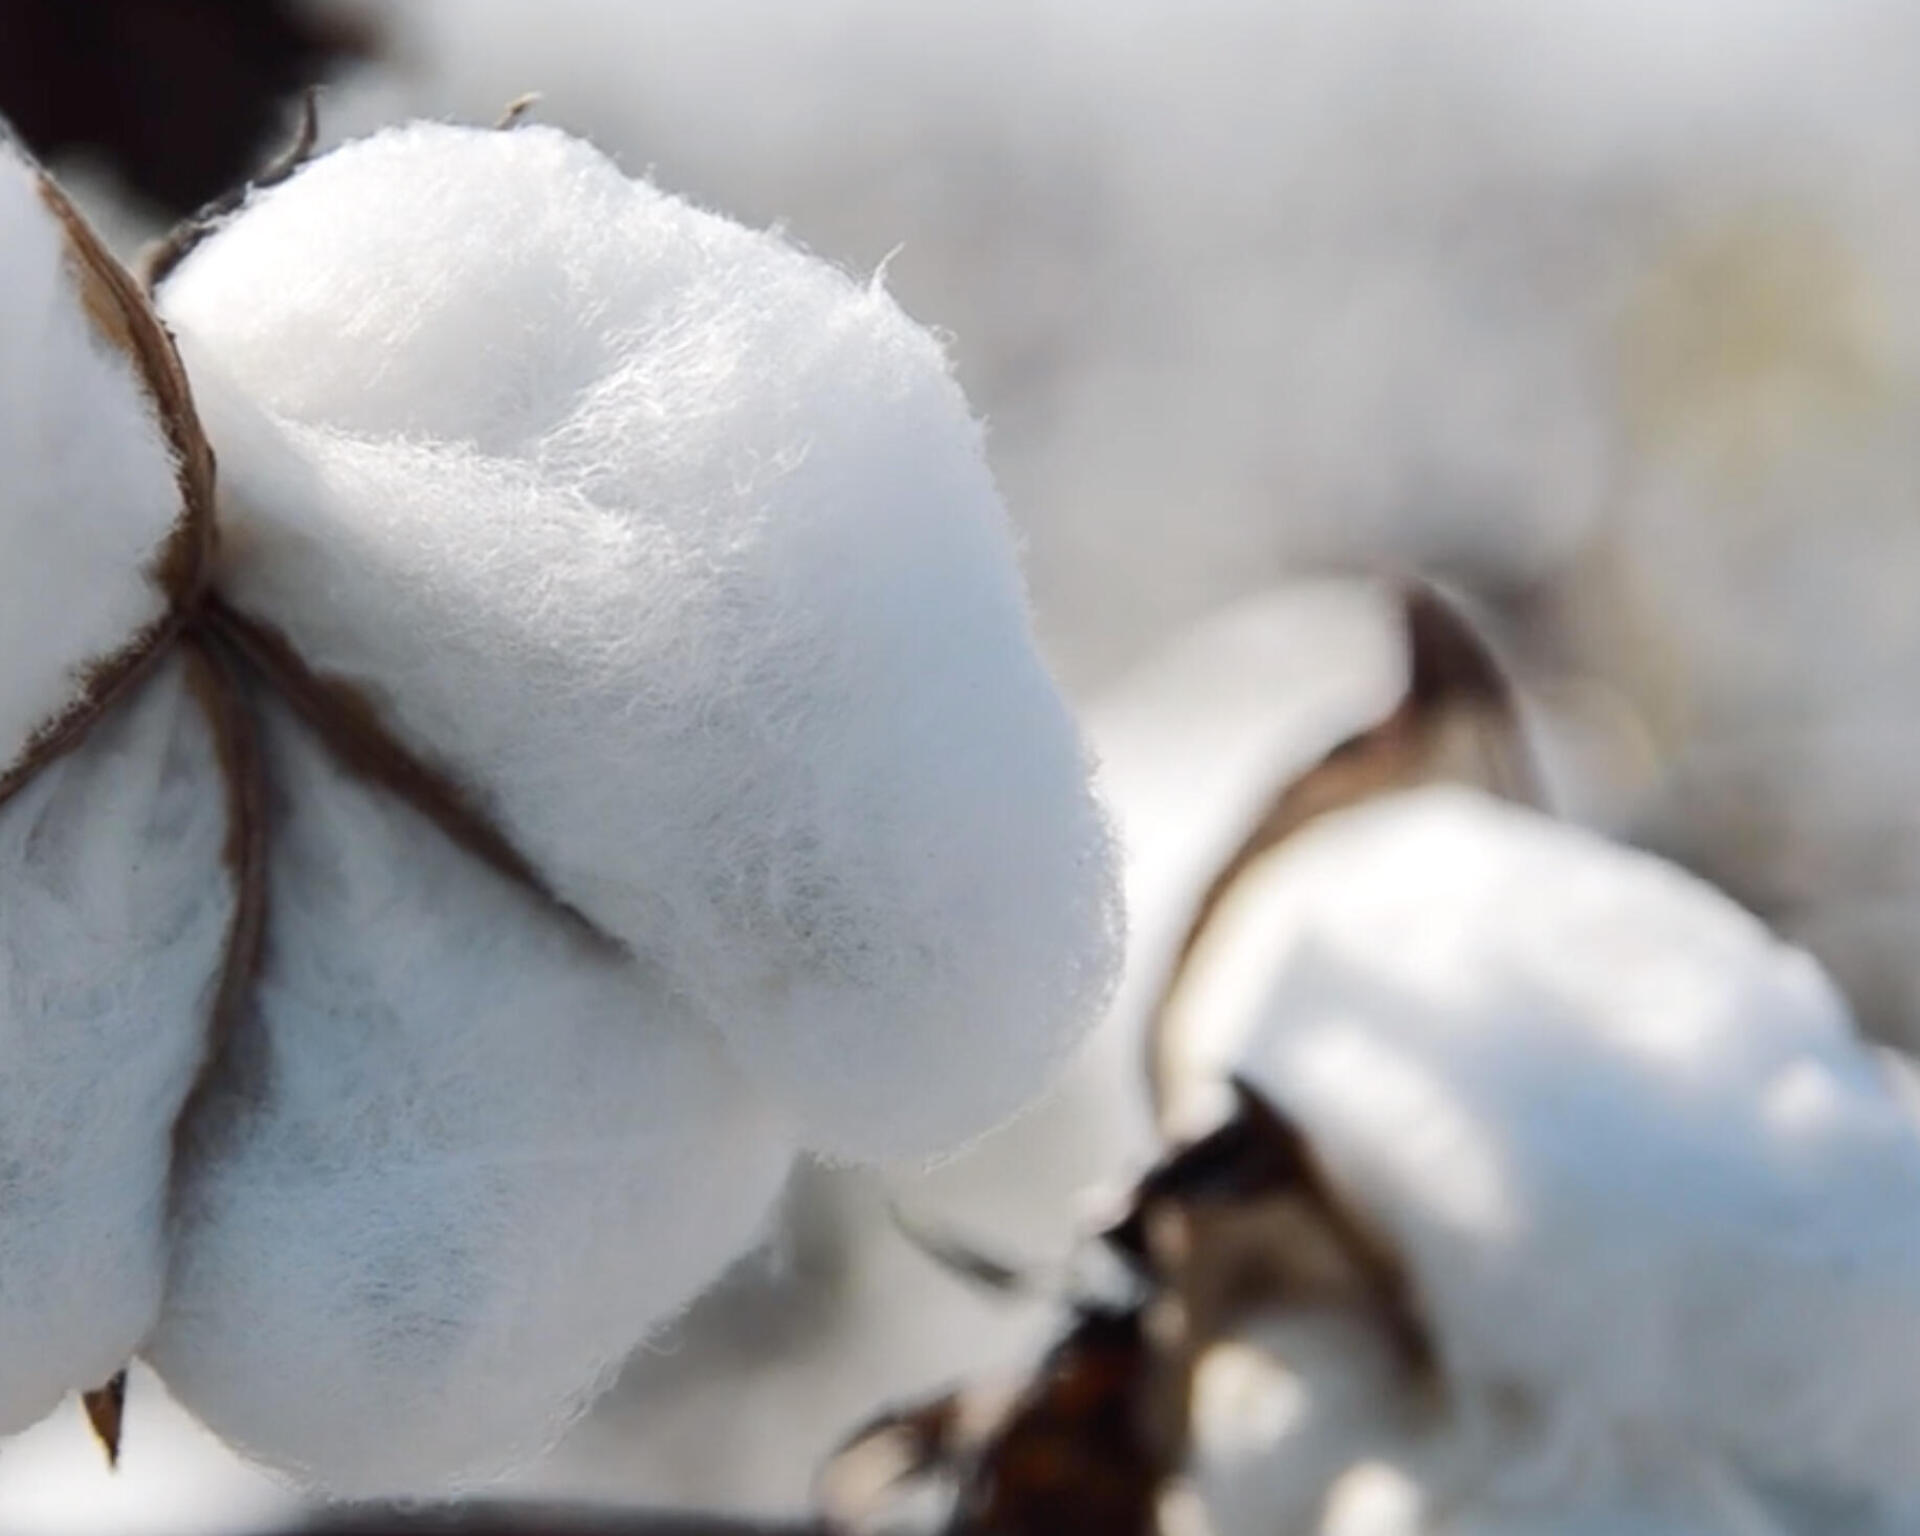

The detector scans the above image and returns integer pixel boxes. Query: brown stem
[142,87,322,292]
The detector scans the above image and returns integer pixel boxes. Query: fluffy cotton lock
[0,140,198,783]
[0,142,230,1431]
[150,693,794,1494]
[0,659,232,1434]
[1182,786,1920,1497]
[160,121,1122,1161]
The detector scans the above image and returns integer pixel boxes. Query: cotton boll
[0,144,198,779]
[150,695,793,1494]
[1198,787,1920,1495]
[0,655,231,1432]
[161,121,1121,1160]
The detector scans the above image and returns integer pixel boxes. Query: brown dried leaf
[1106,1084,1431,1379]
[80,1368,127,1468]
[821,1312,1166,1536]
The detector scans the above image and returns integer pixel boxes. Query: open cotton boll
[160,120,1121,1161]
[149,695,794,1494]
[0,655,231,1431]
[1196,786,1920,1496]
[0,143,197,779]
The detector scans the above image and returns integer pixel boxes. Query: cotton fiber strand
[1198,786,1920,1495]
[0,658,231,1431]
[150,696,794,1494]
[0,143,189,775]
[161,120,1121,1161]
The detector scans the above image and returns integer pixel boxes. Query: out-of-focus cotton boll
[0,657,231,1432]
[150,697,793,1495]
[1201,787,1920,1497]
[0,143,191,776]
[1187,1314,1807,1536]
[161,121,1121,1163]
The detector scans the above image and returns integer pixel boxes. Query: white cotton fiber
[0,655,231,1432]
[159,121,1121,1161]
[0,143,192,777]
[148,695,794,1494]
[1192,786,1920,1495]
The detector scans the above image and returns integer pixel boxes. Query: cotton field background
[6,1,1920,1533]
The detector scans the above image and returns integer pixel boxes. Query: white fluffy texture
[1199,787,1920,1497]
[0,657,229,1431]
[161,121,1120,1162]
[0,145,185,773]
[149,697,794,1494]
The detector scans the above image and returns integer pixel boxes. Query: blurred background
[7,0,1920,1529]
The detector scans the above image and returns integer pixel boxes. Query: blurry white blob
[1181,786,1920,1525]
